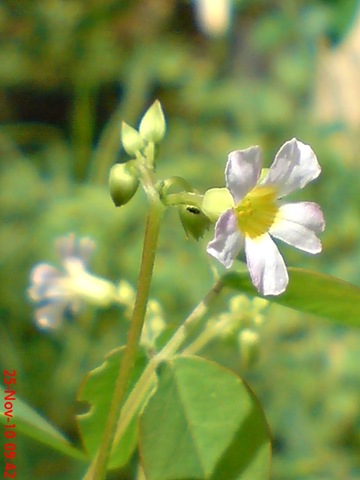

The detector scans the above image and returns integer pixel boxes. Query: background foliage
[1,0,360,478]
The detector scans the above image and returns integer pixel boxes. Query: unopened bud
[109,163,139,207]
[121,122,145,155]
[139,100,166,143]
[238,329,260,368]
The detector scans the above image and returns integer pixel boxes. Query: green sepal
[178,205,211,240]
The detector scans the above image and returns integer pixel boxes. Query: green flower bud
[121,121,145,155]
[139,100,166,143]
[109,163,139,207]
[238,329,260,368]
[178,205,211,240]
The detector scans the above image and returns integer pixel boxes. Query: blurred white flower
[207,138,325,296]
[28,234,116,329]
[194,0,232,37]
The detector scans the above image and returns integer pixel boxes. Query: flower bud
[238,329,260,368]
[121,121,145,155]
[109,163,139,207]
[178,205,211,240]
[139,100,166,143]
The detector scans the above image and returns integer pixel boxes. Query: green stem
[164,192,204,208]
[83,201,163,480]
[180,323,218,356]
[113,279,224,444]
[159,279,223,358]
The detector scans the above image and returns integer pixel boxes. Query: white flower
[206,138,325,296]
[28,234,115,328]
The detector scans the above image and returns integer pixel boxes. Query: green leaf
[77,346,149,469]
[223,267,360,327]
[0,396,86,461]
[139,356,271,480]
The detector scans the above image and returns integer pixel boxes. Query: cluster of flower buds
[109,101,166,207]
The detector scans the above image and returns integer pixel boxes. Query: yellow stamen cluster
[235,186,278,239]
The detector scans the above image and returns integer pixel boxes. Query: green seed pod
[178,205,211,240]
[109,163,139,207]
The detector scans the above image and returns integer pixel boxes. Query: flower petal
[79,237,96,265]
[207,210,244,268]
[34,301,67,329]
[28,264,62,301]
[245,234,288,295]
[262,138,321,197]
[226,147,263,203]
[270,202,324,254]
[56,233,77,261]
[276,202,325,233]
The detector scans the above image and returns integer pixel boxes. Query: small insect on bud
[178,205,211,240]
[109,163,139,207]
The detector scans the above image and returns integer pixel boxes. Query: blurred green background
[1,0,360,478]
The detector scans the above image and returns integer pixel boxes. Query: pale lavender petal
[225,147,263,203]
[270,222,322,254]
[28,264,62,300]
[276,202,325,233]
[34,301,67,329]
[262,138,321,197]
[245,234,288,296]
[207,210,244,268]
[79,237,96,265]
[56,233,77,262]
[269,202,324,254]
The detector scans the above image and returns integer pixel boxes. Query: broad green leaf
[139,356,271,480]
[77,346,149,469]
[223,267,360,328]
[0,395,86,461]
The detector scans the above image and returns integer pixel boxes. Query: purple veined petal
[207,209,244,268]
[269,203,324,254]
[262,138,321,198]
[276,202,325,233]
[225,146,263,204]
[245,234,289,296]
[269,202,325,254]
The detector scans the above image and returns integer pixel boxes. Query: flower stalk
[83,200,164,480]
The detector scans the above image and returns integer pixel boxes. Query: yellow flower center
[235,186,278,239]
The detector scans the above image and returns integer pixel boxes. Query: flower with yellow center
[205,138,325,296]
